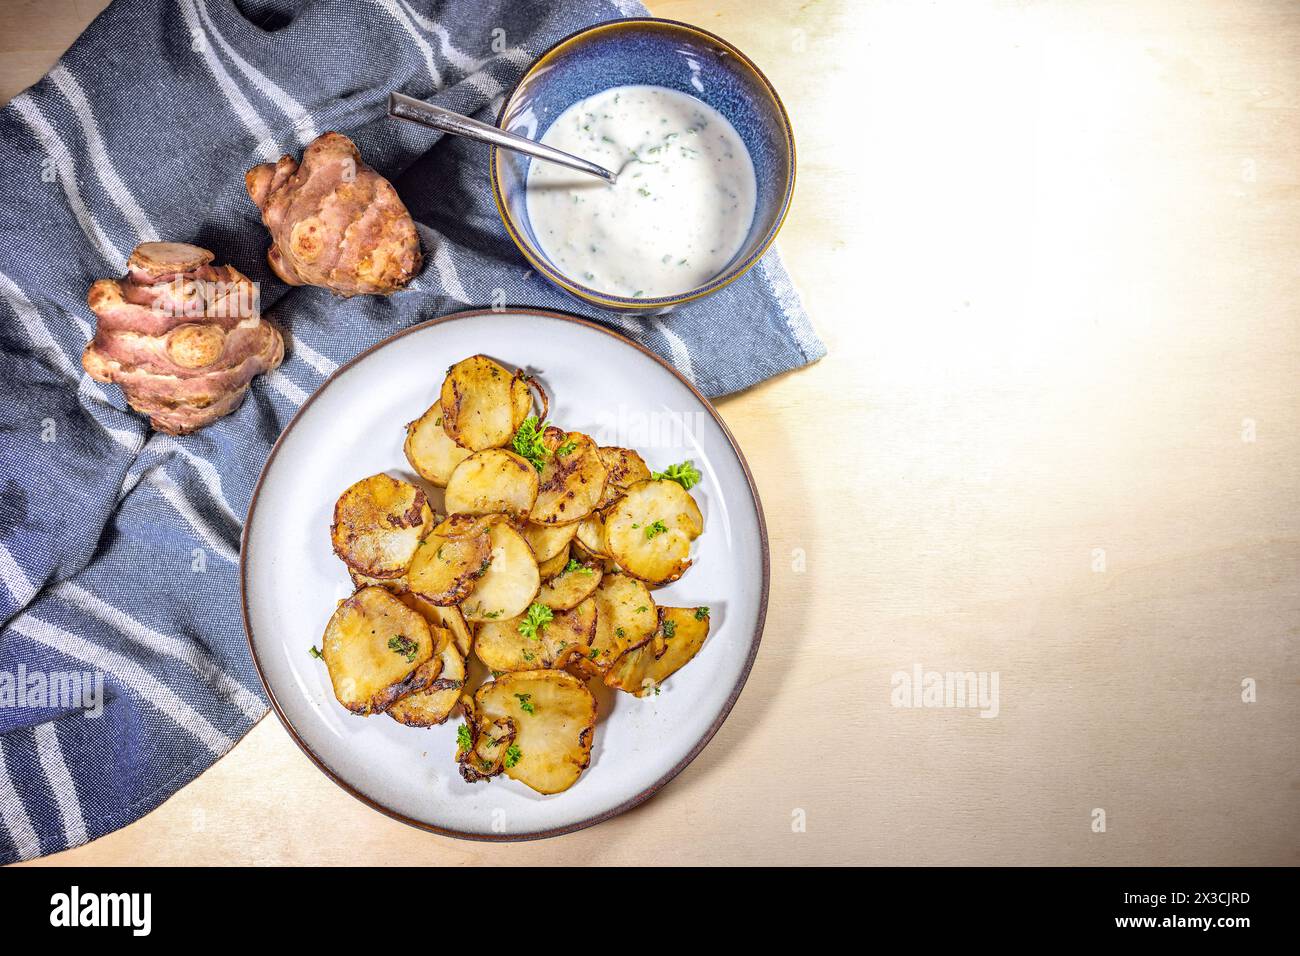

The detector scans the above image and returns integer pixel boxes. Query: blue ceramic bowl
[491,18,796,314]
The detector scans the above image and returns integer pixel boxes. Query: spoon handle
[388,92,618,185]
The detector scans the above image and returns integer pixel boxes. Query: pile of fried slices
[314,355,712,795]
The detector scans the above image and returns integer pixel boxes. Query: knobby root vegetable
[83,241,284,435]
[245,131,422,296]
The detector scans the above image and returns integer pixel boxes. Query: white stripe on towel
[0,268,80,378]
[33,723,89,848]
[415,223,470,302]
[286,332,338,377]
[150,436,239,522]
[7,94,127,271]
[371,0,444,88]
[193,0,320,145]
[0,741,42,862]
[177,0,280,162]
[0,542,38,609]
[49,65,161,243]
[146,469,239,565]
[53,582,265,721]
[8,614,235,755]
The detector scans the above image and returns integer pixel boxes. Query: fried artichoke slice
[473,671,597,794]
[605,478,703,586]
[444,448,539,519]
[474,597,597,672]
[587,572,658,671]
[406,525,491,606]
[605,606,712,697]
[531,428,607,525]
[536,557,602,611]
[440,355,534,451]
[320,586,437,714]
[460,520,540,622]
[404,400,472,486]
[331,473,434,579]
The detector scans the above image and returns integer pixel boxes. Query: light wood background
[4,0,1297,866]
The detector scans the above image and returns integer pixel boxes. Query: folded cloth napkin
[0,0,824,862]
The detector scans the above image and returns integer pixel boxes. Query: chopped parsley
[563,557,594,576]
[588,648,600,660]
[615,627,626,638]
[517,603,553,640]
[456,723,473,757]
[645,520,668,539]
[652,460,702,491]
[555,438,578,457]
[695,606,710,620]
[662,619,677,639]
[387,634,419,662]
[308,645,324,660]
[504,744,522,769]
[514,692,536,715]
[511,416,552,471]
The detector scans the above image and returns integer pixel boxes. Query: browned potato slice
[444,449,538,519]
[404,400,472,486]
[531,429,607,525]
[331,473,434,578]
[475,598,596,672]
[320,586,436,714]
[575,510,609,558]
[605,606,711,697]
[397,592,472,656]
[458,711,516,783]
[434,512,508,540]
[588,572,657,668]
[350,569,407,593]
[388,631,467,727]
[536,557,602,610]
[407,528,491,606]
[460,521,539,622]
[474,671,597,794]
[595,446,651,509]
[524,521,577,564]
[511,373,546,428]
[605,479,703,586]
[536,547,570,581]
[440,355,527,451]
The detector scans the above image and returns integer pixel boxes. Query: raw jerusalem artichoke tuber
[83,242,284,435]
[245,131,422,297]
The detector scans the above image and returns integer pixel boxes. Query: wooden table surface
[5,0,1297,866]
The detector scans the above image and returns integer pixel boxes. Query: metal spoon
[388,92,619,185]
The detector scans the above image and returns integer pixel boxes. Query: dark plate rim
[240,307,771,842]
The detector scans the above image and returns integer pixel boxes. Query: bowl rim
[489,16,797,311]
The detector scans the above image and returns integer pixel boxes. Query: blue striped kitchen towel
[0,0,824,862]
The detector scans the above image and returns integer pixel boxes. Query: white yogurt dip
[525,85,757,300]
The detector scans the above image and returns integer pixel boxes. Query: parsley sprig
[563,557,594,576]
[652,460,702,490]
[387,634,419,662]
[504,744,523,768]
[511,416,552,472]
[517,603,553,641]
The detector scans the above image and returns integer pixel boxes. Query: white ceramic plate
[242,309,768,840]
